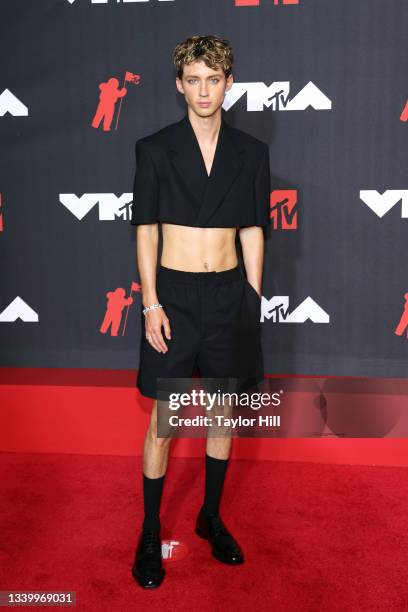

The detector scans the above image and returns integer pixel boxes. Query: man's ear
[226,74,234,92]
[175,77,184,94]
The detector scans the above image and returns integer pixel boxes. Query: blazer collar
[169,111,245,225]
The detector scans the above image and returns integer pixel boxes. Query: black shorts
[136,264,264,399]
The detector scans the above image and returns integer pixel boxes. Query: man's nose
[199,84,209,96]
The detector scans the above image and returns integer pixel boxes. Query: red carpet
[1,453,408,611]
[2,368,408,466]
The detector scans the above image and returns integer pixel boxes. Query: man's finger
[151,330,168,353]
[163,318,172,340]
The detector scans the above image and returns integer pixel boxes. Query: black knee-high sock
[202,453,229,516]
[142,473,165,532]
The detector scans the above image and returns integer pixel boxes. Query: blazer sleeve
[254,143,271,226]
[130,139,159,225]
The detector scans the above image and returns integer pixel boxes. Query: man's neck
[187,107,222,144]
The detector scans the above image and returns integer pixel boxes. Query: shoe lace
[143,531,161,554]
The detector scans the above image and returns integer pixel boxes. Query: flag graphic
[131,281,141,293]
[125,71,140,85]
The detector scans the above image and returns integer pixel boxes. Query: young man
[130,35,271,588]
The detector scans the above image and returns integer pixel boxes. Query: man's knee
[146,421,173,447]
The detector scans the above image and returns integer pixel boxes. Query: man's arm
[238,142,270,296]
[131,139,171,353]
[239,227,264,296]
[136,224,159,309]
[130,140,159,225]
[136,224,171,353]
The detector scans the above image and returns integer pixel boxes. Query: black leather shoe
[195,507,244,565]
[131,529,165,588]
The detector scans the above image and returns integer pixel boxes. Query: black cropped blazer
[130,111,271,228]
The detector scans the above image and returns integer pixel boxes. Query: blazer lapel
[169,113,208,215]
[169,112,245,225]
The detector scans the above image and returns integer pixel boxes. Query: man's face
[176,60,233,118]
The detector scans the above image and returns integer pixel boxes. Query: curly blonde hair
[173,35,234,80]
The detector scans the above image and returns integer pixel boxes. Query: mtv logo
[223,81,331,112]
[262,296,329,323]
[161,539,189,561]
[0,89,28,116]
[59,193,133,221]
[270,190,298,229]
[161,541,179,560]
[360,190,408,218]
[0,298,39,322]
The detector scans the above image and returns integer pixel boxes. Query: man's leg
[202,390,234,516]
[132,399,172,589]
[192,267,260,565]
[203,435,232,516]
[194,391,243,565]
[141,399,172,531]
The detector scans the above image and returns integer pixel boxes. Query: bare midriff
[160,223,239,272]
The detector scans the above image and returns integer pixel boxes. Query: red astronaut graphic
[91,78,127,131]
[394,292,408,339]
[91,72,140,131]
[400,100,408,122]
[100,281,141,337]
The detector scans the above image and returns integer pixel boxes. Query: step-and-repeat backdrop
[1,0,407,377]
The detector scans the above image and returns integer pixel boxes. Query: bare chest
[198,140,218,178]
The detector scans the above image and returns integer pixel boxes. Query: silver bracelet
[142,303,163,316]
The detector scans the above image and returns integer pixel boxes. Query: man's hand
[145,307,172,353]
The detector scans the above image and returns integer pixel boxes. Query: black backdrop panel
[1,0,407,376]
